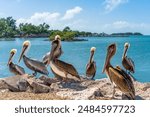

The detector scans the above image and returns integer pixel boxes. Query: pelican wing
[14,64,25,75]
[109,67,135,99]
[86,61,96,78]
[24,56,49,75]
[128,57,135,72]
[54,59,80,78]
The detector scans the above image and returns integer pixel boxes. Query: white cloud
[61,6,82,20]
[104,21,149,29]
[16,12,61,26]
[102,20,150,34]
[104,0,128,13]
[16,6,84,30]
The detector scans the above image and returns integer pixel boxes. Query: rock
[53,78,150,100]
[0,75,150,100]
[50,82,62,91]
[0,79,9,89]
[27,78,51,93]
[0,89,10,93]
[1,74,29,92]
[17,79,29,91]
[39,76,59,86]
[3,80,20,92]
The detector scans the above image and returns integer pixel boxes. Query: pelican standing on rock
[86,47,96,80]
[48,35,80,82]
[18,40,49,76]
[102,43,135,99]
[122,42,135,74]
[7,49,25,75]
[42,35,63,66]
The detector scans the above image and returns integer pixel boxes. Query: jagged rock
[50,82,62,91]
[0,75,150,100]
[17,79,29,91]
[1,74,29,92]
[0,79,9,89]
[53,78,150,100]
[39,75,59,86]
[0,89,10,93]
[27,78,51,93]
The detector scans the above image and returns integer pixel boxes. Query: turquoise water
[0,36,150,82]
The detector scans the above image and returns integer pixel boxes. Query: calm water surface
[0,36,150,82]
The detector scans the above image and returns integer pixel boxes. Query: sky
[0,0,150,34]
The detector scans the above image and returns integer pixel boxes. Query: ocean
[0,36,150,82]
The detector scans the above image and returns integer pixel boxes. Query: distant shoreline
[0,34,147,42]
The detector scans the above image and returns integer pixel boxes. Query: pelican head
[55,35,61,40]
[89,47,96,63]
[124,42,130,48]
[102,43,116,73]
[123,42,130,58]
[90,47,96,52]
[7,49,17,65]
[18,40,31,62]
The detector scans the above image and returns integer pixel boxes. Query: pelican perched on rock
[122,42,135,74]
[48,35,80,82]
[102,43,135,99]
[42,35,63,66]
[86,47,96,80]
[18,40,49,76]
[7,49,25,75]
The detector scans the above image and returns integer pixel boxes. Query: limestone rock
[27,78,51,93]
[17,79,29,91]
[0,79,9,89]
[39,75,59,86]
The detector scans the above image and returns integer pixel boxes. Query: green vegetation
[0,17,143,40]
[49,27,77,41]
[0,17,50,38]
[0,17,17,38]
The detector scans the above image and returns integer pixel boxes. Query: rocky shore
[0,74,150,100]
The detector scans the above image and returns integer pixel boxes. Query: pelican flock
[102,43,135,99]
[5,35,136,100]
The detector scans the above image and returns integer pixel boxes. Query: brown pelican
[42,35,63,66]
[102,43,135,99]
[18,40,49,76]
[48,35,80,82]
[86,47,96,80]
[122,42,135,74]
[7,49,25,75]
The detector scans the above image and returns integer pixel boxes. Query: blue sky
[0,0,150,34]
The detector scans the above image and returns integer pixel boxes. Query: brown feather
[53,59,80,78]
[109,67,135,99]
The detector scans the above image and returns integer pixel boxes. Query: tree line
[0,17,143,40]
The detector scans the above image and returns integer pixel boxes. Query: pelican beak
[89,51,94,63]
[7,52,14,66]
[123,46,128,57]
[18,45,27,62]
[102,52,109,73]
